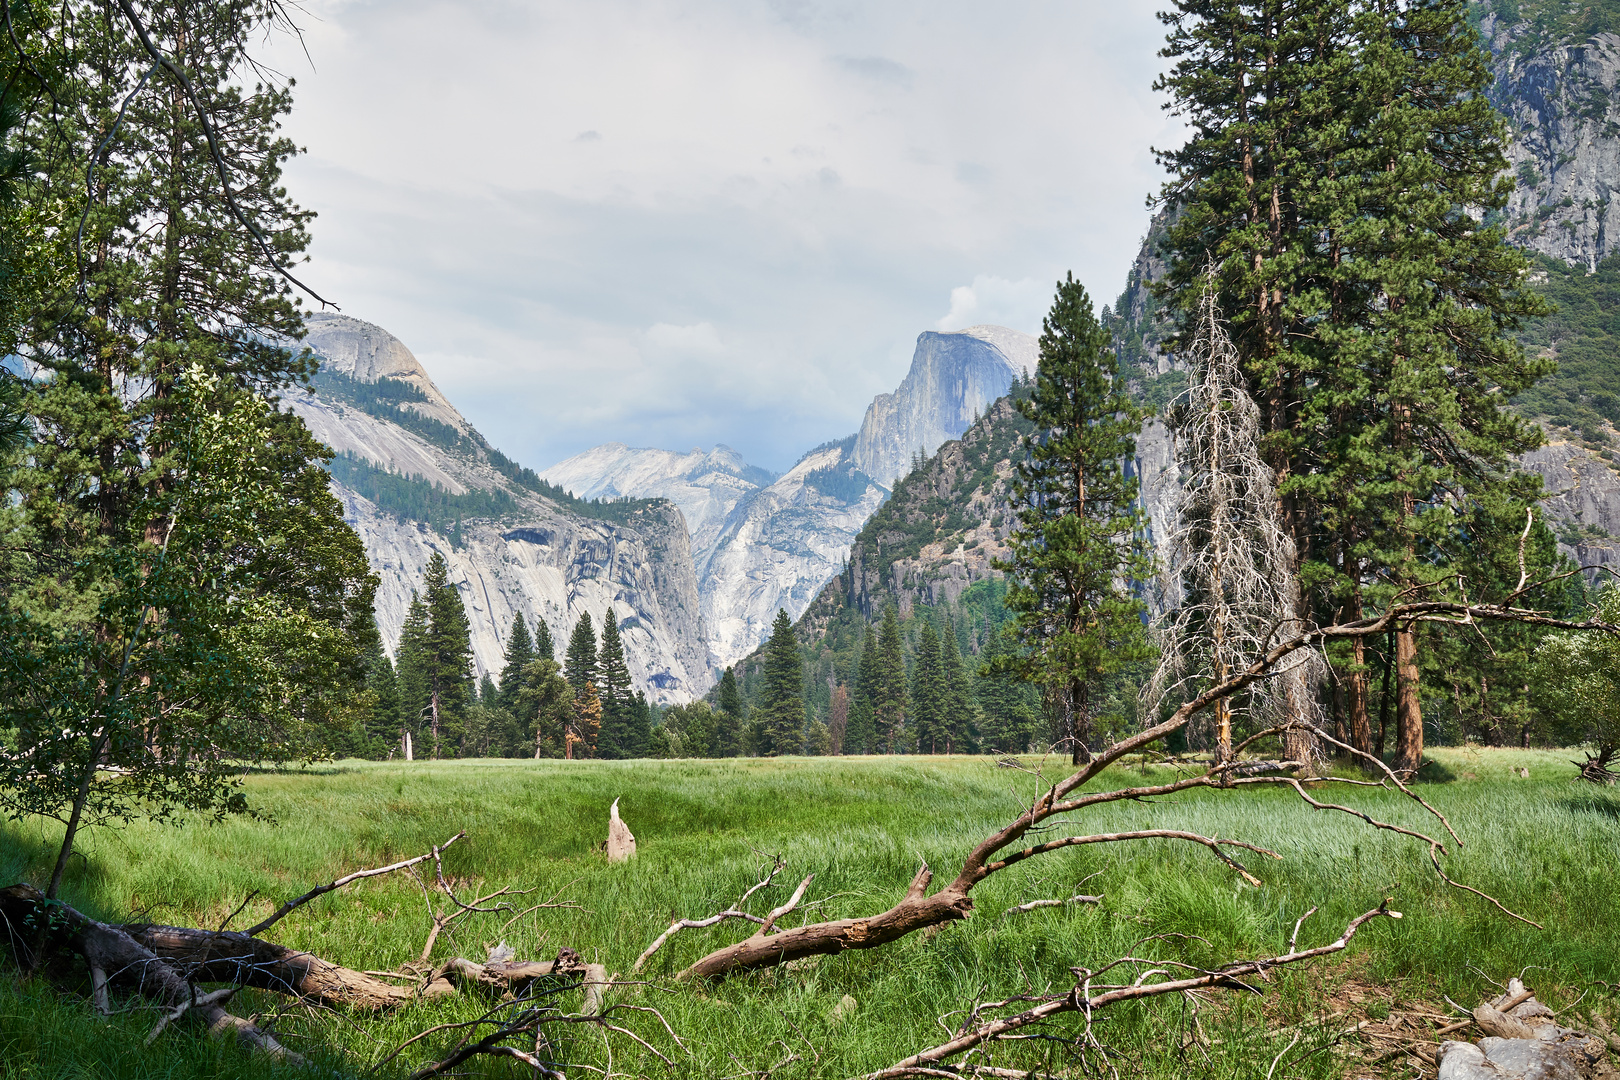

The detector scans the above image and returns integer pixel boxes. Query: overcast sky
[265,0,1177,474]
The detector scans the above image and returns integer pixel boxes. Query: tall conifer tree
[760,609,806,755]
[995,274,1153,765]
[874,608,908,753]
[1157,0,1550,771]
[565,614,598,699]
[596,615,639,758]
[534,618,555,663]
[421,552,473,759]
[498,615,535,711]
[396,591,430,748]
[909,622,946,754]
[940,618,979,754]
[715,667,743,757]
[845,628,879,755]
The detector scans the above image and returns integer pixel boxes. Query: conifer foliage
[0,0,376,894]
[759,609,806,755]
[996,274,1154,765]
[395,553,474,759]
[596,615,648,758]
[1156,0,1551,771]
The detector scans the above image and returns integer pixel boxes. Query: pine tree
[596,616,638,758]
[759,609,806,755]
[1157,0,1551,773]
[874,609,907,752]
[714,667,743,757]
[940,618,980,755]
[363,625,400,758]
[995,274,1154,765]
[909,622,947,754]
[498,615,535,711]
[565,614,598,700]
[977,633,1039,754]
[478,674,499,707]
[515,658,574,758]
[844,627,878,755]
[534,618,556,663]
[0,0,377,894]
[630,690,652,757]
[396,591,430,749]
[421,552,474,759]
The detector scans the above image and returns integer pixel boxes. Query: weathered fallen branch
[996,894,1103,922]
[0,836,601,1069]
[633,855,786,973]
[869,902,1401,1078]
[243,831,466,938]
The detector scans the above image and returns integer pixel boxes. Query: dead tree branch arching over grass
[675,594,1612,981]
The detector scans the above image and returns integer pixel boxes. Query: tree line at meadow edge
[703,0,1619,771]
[1,0,1618,904]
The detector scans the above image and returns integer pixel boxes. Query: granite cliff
[290,313,710,703]
[543,324,1039,671]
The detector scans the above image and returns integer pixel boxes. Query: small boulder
[830,994,858,1024]
[607,798,637,863]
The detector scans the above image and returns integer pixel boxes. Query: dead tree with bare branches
[1146,269,1325,768]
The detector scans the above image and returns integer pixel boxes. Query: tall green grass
[2,748,1615,1078]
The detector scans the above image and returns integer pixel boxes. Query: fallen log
[0,884,301,1062]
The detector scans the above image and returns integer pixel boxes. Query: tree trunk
[1395,624,1423,773]
[1070,680,1091,766]
[1348,636,1372,756]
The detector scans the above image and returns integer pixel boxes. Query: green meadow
[2,748,1616,1078]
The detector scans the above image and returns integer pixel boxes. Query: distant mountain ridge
[289,312,712,704]
[542,324,1041,671]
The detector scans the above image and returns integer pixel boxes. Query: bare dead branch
[869,902,1402,1078]
[633,856,784,973]
[979,830,1278,886]
[997,895,1103,922]
[244,832,465,938]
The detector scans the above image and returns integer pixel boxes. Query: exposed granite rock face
[1481,16,1620,269]
[540,443,777,579]
[286,317,710,703]
[852,325,1038,490]
[1519,437,1620,574]
[544,325,1040,671]
[699,441,887,670]
[301,312,466,429]
[799,399,1182,646]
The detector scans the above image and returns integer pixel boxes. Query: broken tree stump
[607,798,636,863]
[1438,979,1618,1080]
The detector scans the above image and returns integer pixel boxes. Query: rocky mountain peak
[301,312,467,431]
[852,325,1039,490]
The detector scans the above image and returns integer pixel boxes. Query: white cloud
[262,0,1178,472]
[937,276,1051,335]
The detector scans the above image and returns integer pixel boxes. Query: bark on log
[118,922,457,1007]
[678,867,972,980]
[0,884,301,1062]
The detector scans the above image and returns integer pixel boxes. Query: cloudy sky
[265,0,1177,474]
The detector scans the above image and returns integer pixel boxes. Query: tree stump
[1439,980,1618,1080]
[607,798,636,863]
